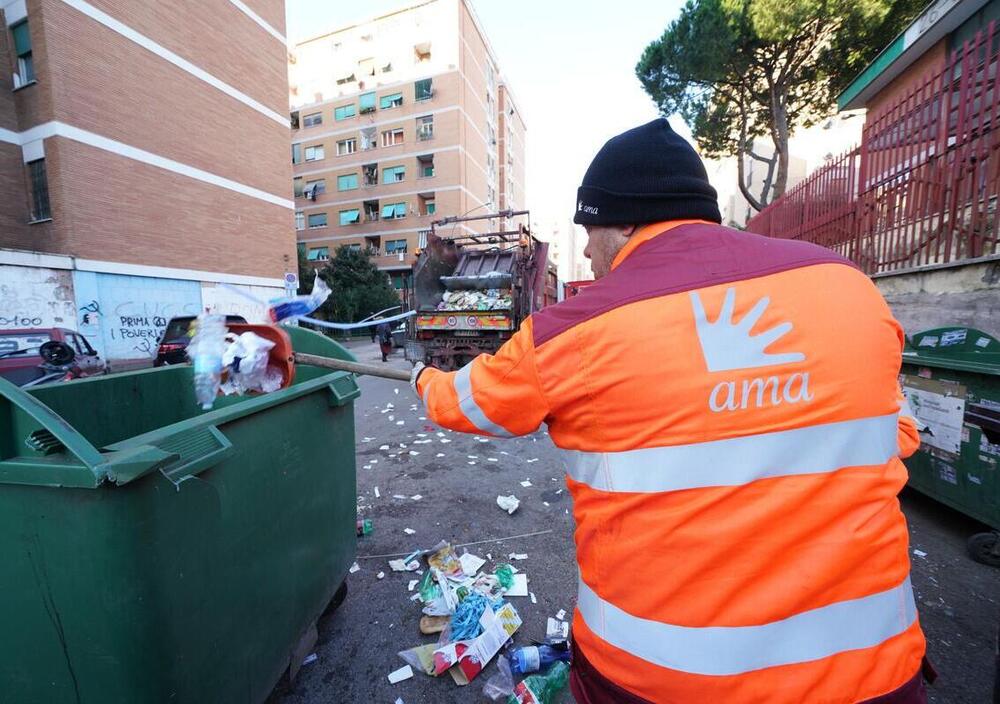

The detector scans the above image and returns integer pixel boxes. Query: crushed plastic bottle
[506,660,569,704]
[186,313,228,410]
[508,644,571,675]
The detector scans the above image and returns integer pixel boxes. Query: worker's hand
[410,362,426,397]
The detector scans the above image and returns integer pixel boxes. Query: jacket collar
[610,219,715,271]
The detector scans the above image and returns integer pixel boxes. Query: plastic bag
[482,653,515,700]
[219,331,281,395]
[267,273,331,322]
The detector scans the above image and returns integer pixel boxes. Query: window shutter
[394,203,406,217]
[12,22,31,56]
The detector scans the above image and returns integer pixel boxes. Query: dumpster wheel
[967,531,1000,567]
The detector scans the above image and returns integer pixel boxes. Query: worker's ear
[623,225,638,238]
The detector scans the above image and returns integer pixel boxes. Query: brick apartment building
[288,0,526,292]
[0,0,296,362]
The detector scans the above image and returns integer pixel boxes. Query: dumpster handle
[0,376,105,476]
[327,378,361,407]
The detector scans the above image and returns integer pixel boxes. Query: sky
[285,0,689,250]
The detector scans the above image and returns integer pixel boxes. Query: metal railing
[746,22,1000,274]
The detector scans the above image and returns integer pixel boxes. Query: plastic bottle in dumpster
[187,314,228,410]
[508,644,571,675]
[506,660,569,704]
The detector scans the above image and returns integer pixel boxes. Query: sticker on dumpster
[976,337,992,348]
[918,336,939,347]
[901,375,966,455]
[939,329,968,347]
[932,457,958,485]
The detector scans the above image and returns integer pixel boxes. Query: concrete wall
[875,258,1000,339]
[0,263,76,328]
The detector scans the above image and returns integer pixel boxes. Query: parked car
[154,315,247,366]
[0,327,107,386]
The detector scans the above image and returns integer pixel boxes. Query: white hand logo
[690,287,805,372]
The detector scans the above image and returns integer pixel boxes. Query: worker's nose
[583,241,592,260]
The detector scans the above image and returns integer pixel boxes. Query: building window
[27,159,50,221]
[417,229,430,248]
[381,202,407,220]
[416,115,434,141]
[381,128,404,147]
[11,21,34,86]
[337,173,358,191]
[360,91,377,113]
[360,126,377,151]
[382,165,405,184]
[295,211,305,230]
[293,177,304,197]
[307,246,329,261]
[380,92,403,109]
[304,145,325,161]
[336,73,356,85]
[308,212,328,228]
[363,163,378,186]
[414,78,433,101]
[345,243,362,253]
[334,104,355,121]
[290,111,300,129]
[381,62,393,74]
[336,138,356,156]
[339,208,361,226]
[358,57,376,77]
[425,200,436,215]
[303,112,323,127]
[414,42,431,63]
[417,154,434,178]
[304,179,326,199]
[364,200,380,222]
[385,239,408,254]
[292,143,302,164]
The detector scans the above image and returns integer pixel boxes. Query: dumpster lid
[903,327,1000,374]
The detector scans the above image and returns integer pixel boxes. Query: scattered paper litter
[436,453,445,458]
[520,480,532,487]
[526,458,538,463]
[411,494,423,500]
[496,495,520,514]
[408,579,419,591]
[363,464,372,470]
[389,559,420,572]
[396,421,405,425]
[508,553,528,561]
[388,415,395,421]
[377,571,385,580]
[913,549,928,558]
[555,609,566,620]
[362,436,375,442]
[393,494,408,500]
[302,653,318,665]
[468,461,477,465]
[388,665,413,684]
[547,617,569,640]
[395,698,404,704]
[410,593,421,602]
[404,528,416,535]
[488,458,499,462]
[459,552,487,576]
[530,592,537,604]
[394,388,400,395]
[440,438,452,443]
[468,455,479,459]
[379,445,390,451]
[374,486,380,498]
[409,451,420,456]
[349,562,360,573]
[543,501,550,507]
[506,573,529,597]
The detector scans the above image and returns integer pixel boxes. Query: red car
[0,327,107,387]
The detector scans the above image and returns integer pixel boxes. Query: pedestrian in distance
[411,118,932,703]
[376,319,392,362]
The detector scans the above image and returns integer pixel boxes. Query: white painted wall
[0,265,77,329]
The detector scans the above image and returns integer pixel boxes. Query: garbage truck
[406,210,550,370]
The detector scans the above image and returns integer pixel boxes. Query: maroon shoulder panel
[533,223,855,347]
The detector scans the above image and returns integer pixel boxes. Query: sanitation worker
[411,119,929,703]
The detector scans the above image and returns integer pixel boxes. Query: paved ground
[269,339,998,704]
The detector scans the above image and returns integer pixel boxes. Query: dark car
[154,315,247,366]
[0,327,107,386]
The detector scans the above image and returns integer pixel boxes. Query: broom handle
[293,352,413,382]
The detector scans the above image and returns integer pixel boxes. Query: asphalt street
[268,338,998,704]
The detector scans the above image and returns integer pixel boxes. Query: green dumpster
[0,326,360,703]
[900,326,1000,566]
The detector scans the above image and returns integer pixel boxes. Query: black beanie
[574,118,721,226]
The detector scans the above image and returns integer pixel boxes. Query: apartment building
[288,0,526,291]
[0,0,296,362]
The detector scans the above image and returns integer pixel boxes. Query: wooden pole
[293,352,412,382]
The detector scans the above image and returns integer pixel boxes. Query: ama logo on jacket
[690,287,813,413]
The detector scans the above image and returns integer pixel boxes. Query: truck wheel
[967,532,1000,567]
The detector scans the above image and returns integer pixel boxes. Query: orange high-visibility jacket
[416,220,925,703]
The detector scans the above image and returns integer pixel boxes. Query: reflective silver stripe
[452,362,514,437]
[564,412,899,493]
[577,576,917,676]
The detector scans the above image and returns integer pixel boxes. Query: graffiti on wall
[0,266,77,329]
[200,283,282,324]
[72,271,203,360]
